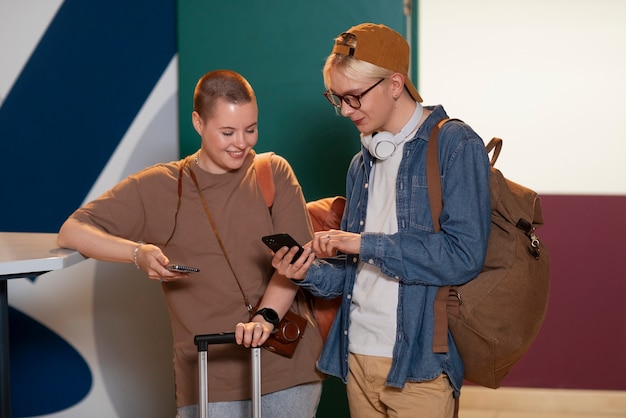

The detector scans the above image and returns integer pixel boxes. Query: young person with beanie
[271,23,491,417]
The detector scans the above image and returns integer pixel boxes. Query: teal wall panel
[178,0,407,201]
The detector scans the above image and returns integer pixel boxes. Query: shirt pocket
[408,173,435,232]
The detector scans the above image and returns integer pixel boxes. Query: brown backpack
[254,152,344,341]
[429,120,551,389]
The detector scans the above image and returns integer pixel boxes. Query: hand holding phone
[261,233,304,263]
[166,264,200,273]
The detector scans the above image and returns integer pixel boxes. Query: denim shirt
[297,105,491,395]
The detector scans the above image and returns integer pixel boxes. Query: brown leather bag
[428,120,551,389]
[254,153,344,342]
[254,305,308,358]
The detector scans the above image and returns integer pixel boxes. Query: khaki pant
[347,353,455,418]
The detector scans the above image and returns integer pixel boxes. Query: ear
[191,111,203,135]
[389,73,406,99]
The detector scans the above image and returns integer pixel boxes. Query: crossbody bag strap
[187,161,253,313]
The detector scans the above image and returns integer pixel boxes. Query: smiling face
[192,98,258,174]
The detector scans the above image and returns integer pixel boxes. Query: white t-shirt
[349,142,405,358]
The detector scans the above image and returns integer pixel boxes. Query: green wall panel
[178,0,407,201]
[177,2,409,416]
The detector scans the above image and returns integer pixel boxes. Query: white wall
[419,0,626,196]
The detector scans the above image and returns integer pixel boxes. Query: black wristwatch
[254,308,280,329]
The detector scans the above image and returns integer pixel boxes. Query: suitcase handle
[194,332,236,351]
[193,332,262,418]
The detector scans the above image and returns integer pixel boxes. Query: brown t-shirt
[71,151,323,406]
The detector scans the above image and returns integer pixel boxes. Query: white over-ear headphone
[361,103,424,160]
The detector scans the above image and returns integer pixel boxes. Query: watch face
[258,308,279,326]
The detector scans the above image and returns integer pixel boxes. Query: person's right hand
[271,245,315,281]
[133,243,189,283]
[234,320,273,348]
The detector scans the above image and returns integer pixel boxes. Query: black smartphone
[166,264,200,273]
[261,233,304,263]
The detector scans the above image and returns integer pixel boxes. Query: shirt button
[352,256,358,263]
[344,330,348,335]
[368,259,374,264]
[364,183,369,189]
[346,294,352,300]
[359,220,364,226]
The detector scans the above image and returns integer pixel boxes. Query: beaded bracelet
[133,244,142,270]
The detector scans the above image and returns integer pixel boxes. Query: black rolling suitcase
[194,332,262,418]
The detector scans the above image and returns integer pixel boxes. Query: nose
[233,132,248,147]
[340,101,355,117]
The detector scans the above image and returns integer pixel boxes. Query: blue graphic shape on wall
[9,307,91,417]
[0,0,176,233]
[1,0,176,415]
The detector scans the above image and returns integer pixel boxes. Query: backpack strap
[426,119,448,231]
[427,119,453,354]
[485,137,503,166]
[254,152,275,209]
[429,119,489,358]
[429,120,478,418]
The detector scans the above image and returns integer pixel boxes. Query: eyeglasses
[323,78,385,109]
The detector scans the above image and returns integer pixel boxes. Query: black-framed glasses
[323,78,385,109]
